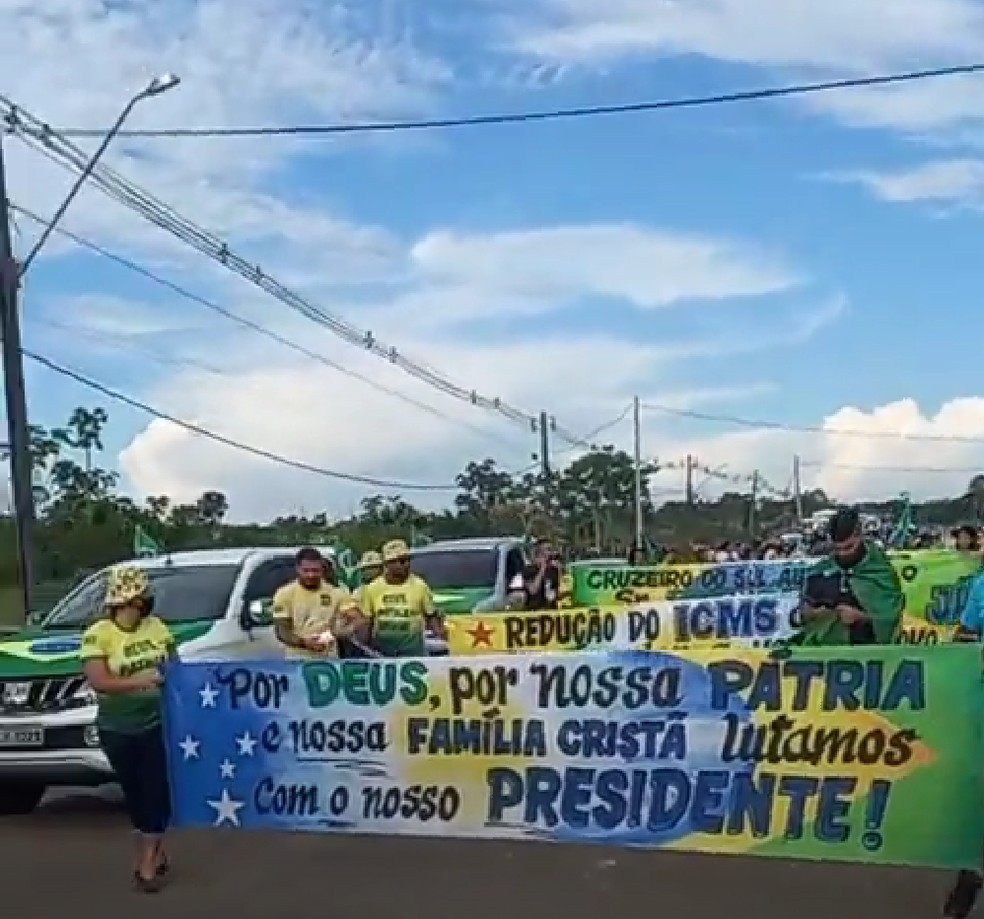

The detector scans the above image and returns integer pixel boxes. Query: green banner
[570,551,980,640]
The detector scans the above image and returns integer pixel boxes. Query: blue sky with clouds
[5,0,984,520]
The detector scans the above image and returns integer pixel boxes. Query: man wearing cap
[354,551,383,603]
[794,506,903,646]
[361,539,443,657]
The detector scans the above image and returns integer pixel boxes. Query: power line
[33,316,229,377]
[52,63,984,139]
[3,102,590,449]
[23,348,458,491]
[640,401,984,445]
[10,202,515,447]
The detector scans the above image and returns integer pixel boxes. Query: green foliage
[0,405,980,624]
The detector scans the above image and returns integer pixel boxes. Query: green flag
[133,524,162,559]
[330,541,359,588]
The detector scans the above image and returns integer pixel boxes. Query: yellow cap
[359,550,383,569]
[381,539,410,562]
[105,565,150,607]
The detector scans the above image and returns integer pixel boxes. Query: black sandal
[133,870,163,894]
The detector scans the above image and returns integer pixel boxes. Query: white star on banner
[208,789,245,827]
[178,735,200,760]
[219,759,236,779]
[235,731,257,757]
[199,683,219,708]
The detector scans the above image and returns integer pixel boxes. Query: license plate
[0,727,44,747]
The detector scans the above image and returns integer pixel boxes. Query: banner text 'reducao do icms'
[164,645,984,869]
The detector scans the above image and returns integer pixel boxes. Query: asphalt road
[0,789,958,919]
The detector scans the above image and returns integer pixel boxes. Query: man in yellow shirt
[361,539,443,657]
[272,547,350,658]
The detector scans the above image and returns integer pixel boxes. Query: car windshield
[410,549,497,591]
[43,564,241,629]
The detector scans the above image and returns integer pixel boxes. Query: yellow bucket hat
[381,539,410,563]
[359,550,383,570]
[105,565,150,607]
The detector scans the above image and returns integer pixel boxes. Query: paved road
[0,789,956,919]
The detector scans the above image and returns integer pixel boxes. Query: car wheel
[0,782,46,815]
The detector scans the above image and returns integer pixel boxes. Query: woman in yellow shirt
[80,565,176,893]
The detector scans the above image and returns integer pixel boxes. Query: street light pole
[0,73,180,618]
[0,134,36,617]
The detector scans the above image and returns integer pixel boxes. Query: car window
[40,572,109,630]
[505,548,525,583]
[410,549,498,590]
[43,564,242,628]
[243,559,297,603]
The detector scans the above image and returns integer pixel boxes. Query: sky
[4,0,984,521]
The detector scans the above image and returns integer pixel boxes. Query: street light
[0,73,181,617]
[19,73,182,276]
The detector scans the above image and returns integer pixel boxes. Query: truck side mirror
[242,599,274,630]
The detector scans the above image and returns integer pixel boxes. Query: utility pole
[538,410,551,478]
[685,454,694,506]
[0,134,36,616]
[0,75,181,621]
[632,396,643,549]
[748,470,760,536]
[793,454,803,524]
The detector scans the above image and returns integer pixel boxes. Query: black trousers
[101,723,172,836]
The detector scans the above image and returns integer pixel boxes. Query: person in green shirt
[794,506,903,646]
[80,565,176,893]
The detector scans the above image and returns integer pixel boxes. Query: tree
[5,401,981,605]
[54,407,109,473]
[966,475,984,521]
[195,491,229,526]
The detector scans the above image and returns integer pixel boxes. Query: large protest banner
[165,646,984,869]
[571,551,980,641]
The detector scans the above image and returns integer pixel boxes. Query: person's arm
[956,579,984,642]
[525,560,547,597]
[799,602,835,624]
[271,588,324,652]
[80,627,160,693]
[421,582,444,637]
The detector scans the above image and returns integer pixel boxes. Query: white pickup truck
[0,545,441,815]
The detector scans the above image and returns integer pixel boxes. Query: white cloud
[508,0,984,72]
[826,159,984,206]
[113,252,832,520]
[498,0,984,137]
[409,224,800,313]
[647,397,984,505]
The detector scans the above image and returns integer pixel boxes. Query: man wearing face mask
[794,506,903,646]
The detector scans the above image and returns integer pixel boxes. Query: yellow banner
[448,602,961,656]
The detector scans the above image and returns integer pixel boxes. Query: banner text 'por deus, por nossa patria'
[163,646,983,870]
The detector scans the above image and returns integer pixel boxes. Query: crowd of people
[73,512,984,911]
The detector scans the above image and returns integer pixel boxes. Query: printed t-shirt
[361,574,433,657]
[80,616,174,733]
[271,579,348,658]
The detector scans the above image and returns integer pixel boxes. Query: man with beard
[794,506,903,646]
[272,547,352,658]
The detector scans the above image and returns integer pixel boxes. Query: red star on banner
[467,620,495,648]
